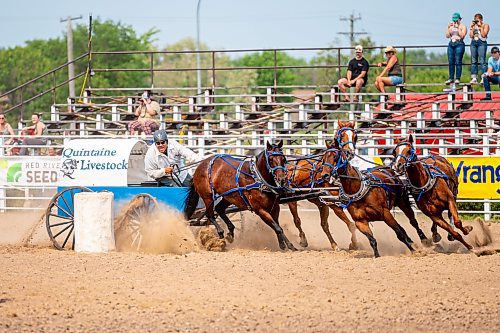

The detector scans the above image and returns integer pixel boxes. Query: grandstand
[0,45,498,216]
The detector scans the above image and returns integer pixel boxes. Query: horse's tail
[184,184,199,220]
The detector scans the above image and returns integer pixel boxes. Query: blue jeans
[483,75,499,98]
[470,39,488,77]
[447,41,465,80]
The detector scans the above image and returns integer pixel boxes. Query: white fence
[0,134,498,220]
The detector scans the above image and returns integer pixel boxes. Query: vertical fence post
[150,52,154,87]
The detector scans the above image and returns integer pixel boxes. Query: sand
[0,202,499,333]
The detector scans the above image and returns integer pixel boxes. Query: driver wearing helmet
[144,129,203,186]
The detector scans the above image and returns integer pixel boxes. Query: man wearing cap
[337,45,370,102]
[481,46,500,101]
[144,129,203,186]
[445,12,467,84]
[128,91,160,135]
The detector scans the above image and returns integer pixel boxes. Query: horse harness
[393,141,450,201]
[322,148,398,209]
[207,151,286,212]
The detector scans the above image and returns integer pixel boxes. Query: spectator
[375,46,403,100]
[469,13,490,84]
[337,45,370,103]
[46,146,58,156]
[481,46,499,101]
[0,112,16,153]
[445,12,467,84]
[19,113,47,156]
[129,91,160,135]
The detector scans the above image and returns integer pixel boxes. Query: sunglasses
[155,141,166,145]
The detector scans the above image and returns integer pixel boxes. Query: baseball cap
[491,46,499,53]
[452,12,461,22]
[355,45,363,53]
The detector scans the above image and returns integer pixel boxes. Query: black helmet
[153,129,168,142]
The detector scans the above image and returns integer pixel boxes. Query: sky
[1,0,499,56]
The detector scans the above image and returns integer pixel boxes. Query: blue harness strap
[207,153,267,212]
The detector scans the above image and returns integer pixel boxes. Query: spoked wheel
[114,193,158,251]
[45,186,93,250]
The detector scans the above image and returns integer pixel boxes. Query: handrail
[0,53,89,99]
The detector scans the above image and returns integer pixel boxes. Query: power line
[338,13,368,49]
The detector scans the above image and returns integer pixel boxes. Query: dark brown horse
[392,135,473,250]
[320,143,415,257]
[333,120,430,243]
[190,141,297,250]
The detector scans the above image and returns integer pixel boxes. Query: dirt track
[0,205,499,333]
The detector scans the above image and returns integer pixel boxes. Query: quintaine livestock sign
[59,139,144,187]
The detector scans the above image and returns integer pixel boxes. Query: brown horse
[286,156,359,250]
[333,120,430,243]
[285,120,361,250]
[391,135,473,250]
[320,143,415,257]
[190,141,297,250]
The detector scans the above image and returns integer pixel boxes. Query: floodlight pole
[196,0,202,95]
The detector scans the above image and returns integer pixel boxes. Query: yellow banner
[370,156,499,199]
[449,156,500,199]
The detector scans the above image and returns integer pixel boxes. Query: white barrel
[74,192,115,252]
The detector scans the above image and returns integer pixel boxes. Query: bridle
[335,127,357,150]
[393,141,417,170]
[263,146,288,185]
[322,148,348,178]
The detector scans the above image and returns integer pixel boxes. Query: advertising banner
[449,156,500,199]
[373,156,499,199]
[59,139,144,187]
[0,157,60,186]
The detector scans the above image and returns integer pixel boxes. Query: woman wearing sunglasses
[144,129,203,186]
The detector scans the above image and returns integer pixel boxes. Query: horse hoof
[421,238,433,247]
[226,233,234,243]
[299,239,309,248]
[432,233,442,243]
[463,225,473,235]
[288,245,298,252]
[348,242,358,251]
[447,233,455,241]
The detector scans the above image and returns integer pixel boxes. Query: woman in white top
[469,13,490,84]
[445,12,467,84]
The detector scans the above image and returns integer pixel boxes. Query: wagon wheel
[114,193,158,251]
[45,186,93,250]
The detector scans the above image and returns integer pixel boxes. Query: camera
[473,20,479,24]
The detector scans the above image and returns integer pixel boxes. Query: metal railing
[2,43,499,120]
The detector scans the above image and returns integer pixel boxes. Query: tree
[0,18,157,121]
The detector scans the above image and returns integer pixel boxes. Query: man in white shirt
[144,129,203,186]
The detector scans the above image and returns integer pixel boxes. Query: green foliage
[232,51,308,88]
[0,18,157,122]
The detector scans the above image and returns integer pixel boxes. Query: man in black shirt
[337,45,370,102]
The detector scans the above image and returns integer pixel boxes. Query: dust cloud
[114,201,198,255]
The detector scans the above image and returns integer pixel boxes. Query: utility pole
[61,15,83,98]
[338,13,367,51]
